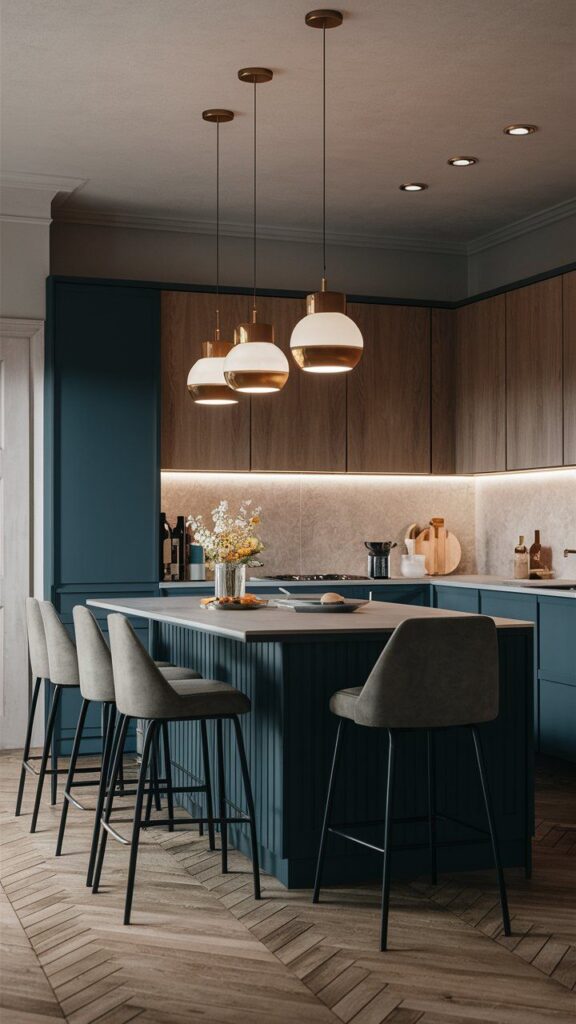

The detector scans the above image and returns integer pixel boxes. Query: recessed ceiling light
[447,156,478,166]
[399,182,428,191]
[503,124,538,136]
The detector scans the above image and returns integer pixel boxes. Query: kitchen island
[89,596,534,888]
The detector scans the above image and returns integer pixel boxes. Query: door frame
[0,318,44,747]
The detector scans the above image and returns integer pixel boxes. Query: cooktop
[259,574,369,582]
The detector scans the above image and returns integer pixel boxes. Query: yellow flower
[250,515,260,525]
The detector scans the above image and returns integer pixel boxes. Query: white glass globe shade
[290,312,363,372]
[187,357,238,405]
[224,343,290,393]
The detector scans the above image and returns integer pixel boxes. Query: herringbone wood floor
[1,750,575,1024]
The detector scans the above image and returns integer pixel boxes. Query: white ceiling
[1,0,575,244]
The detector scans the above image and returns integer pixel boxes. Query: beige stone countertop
[88,596,534,644]
[159,575,576,599]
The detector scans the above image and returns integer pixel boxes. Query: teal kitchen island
[89,596,534,888]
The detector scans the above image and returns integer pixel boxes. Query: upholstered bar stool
[56,605,202,873]
[16,598,69,821]
[313,615,511,951]
[92,613,261,925]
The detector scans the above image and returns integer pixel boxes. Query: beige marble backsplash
[475,470,576,579]
[162,472,477,577]
[162,469,575,580]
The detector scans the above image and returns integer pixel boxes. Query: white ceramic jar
[400,554,427,578]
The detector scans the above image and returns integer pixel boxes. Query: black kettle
[364,541,397,579]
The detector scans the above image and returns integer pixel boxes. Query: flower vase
[214,562,246,599]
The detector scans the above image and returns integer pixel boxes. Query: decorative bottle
[529,530,542,574]
[514,535,529,580]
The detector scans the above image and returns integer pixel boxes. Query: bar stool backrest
[39,601,80,687]
[72,606,116,702]
[108,613,181,719]
[355,615,499,729]
[25,597,50,680]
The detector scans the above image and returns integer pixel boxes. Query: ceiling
[1,0,575,244]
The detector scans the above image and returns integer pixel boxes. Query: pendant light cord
[215,119,220,337]
[252,80,257,317]
[322,23,326,282]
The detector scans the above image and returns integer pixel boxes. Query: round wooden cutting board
[415,526,462,575]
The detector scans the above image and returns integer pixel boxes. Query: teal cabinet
[45,279,161,753]
[434,586,480,613]
[539,680,576,761]
[480,590,539,740]
[369,584,429,605]
[538,597,576,761]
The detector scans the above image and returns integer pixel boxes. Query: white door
[0,324,38,748]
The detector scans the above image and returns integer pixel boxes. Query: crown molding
[467,197,576,255]
[51,193,576,260]
[53,206,466,255]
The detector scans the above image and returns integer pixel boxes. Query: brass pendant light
[290,10,363,373]
[187,108,238,405]
[224,68,289,394]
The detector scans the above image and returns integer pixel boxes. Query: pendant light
[223,68,289,394]
[187,109,238,405]
[290,10,363,374]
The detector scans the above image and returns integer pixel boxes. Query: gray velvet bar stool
[56,605,202,875]
[313,615,511,951]
[15,598,75,825]
[92,613,261,925]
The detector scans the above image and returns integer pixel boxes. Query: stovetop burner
[260,574,369,582]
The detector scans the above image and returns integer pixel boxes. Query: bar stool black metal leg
[92,714,130,893]
[15,677,42,816]
[313,719,346,904]
[55,698,90,856]
[470,725,511,937]
[124,720,157,925]
[232,716,261,900]
[427,729,437,885]
[380,729,396,952]
[50,683,59,806]
[30,685,62,833]
[86,704,116,887]
[200,719,216,851]
[152,732,162,811]
[161,722,174,832]
[216,718,228,873]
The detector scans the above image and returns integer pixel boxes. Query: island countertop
[88,595,533,642]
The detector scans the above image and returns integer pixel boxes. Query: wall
[162,468,576,580]
[161,472,477,578]
[467,203,576,296]
[50,221,466,301]
[475,469,576,579]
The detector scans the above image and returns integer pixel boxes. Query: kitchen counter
[89,595,534,888]
[89,595,532,641]
[159,574,576,598]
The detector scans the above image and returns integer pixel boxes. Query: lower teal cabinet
[370,584,429,605]
[434,586,479,613]
[539,679,576,761]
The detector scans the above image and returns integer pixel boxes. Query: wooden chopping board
[415,520,462,575]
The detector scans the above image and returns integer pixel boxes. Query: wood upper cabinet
[250,295,347,472]
[454,295,506,473]
[506,277,563,470]
[430,308,456,475]
[346,303,430,473]
[161,291,251,470]
[563,271,576,465]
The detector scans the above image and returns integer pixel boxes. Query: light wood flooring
[1,749,575,1024]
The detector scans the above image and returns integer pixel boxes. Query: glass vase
[214,562,246,599]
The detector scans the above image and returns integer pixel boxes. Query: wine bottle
[514,535,529,580]
[173,516,186,581]
[529,530,542,573]
[159,513,172,581]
